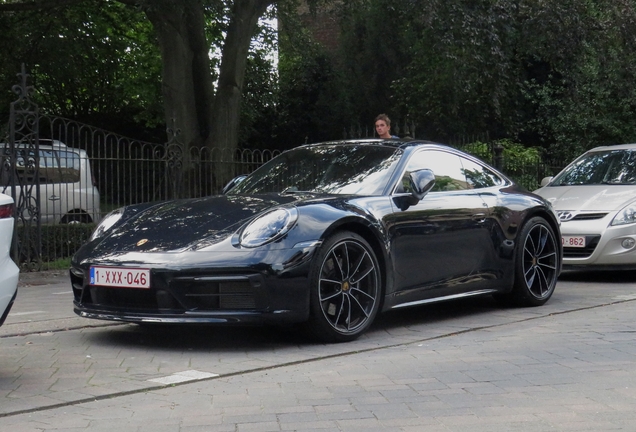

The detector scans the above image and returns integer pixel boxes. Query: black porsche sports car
[71,139,562,342]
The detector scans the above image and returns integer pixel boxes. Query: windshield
[229,144,403,196]
[551,149,636,186]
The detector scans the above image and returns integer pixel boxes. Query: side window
[40,150,81,184]
[404,150,468,192]
[460,157,503,189]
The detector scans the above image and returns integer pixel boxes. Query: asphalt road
[0,269,635,431]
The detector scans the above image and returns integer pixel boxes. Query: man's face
[375,120,390,138]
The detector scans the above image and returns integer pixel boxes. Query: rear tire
[305,231,381,343]
[61,213,90,224]
[498,216,559,306]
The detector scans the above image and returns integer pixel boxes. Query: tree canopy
[1,0,636,164]
[321,0,636,159]
[0,0,279,184]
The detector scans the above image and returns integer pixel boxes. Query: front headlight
[239,207,298,248]
[611,203,636,226]
[90,208,124,240]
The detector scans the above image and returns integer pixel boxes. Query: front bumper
[560,214,636,267]
[71,243,319,325]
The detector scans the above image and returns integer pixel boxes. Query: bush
[462,139,544,191]
[16,223,95,265]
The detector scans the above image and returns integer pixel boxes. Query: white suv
[0,192,19,326]
[1,140,101,224]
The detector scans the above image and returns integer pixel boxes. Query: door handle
[49,195,61,201]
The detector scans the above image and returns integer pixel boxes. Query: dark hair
[374,114,391,127]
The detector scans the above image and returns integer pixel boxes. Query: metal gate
[1,65,42,271]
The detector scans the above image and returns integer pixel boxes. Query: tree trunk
[144,0,273,191]
[208,0,274,187]
[143,0,215,197]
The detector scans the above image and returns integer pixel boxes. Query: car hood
[534,185,636,211]
[92,194,303,252]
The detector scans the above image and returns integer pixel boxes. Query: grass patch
[42,257,72,271]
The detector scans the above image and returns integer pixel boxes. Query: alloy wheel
[522,222,558,298]
[318,239,379,335]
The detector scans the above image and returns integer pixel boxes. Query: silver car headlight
[90,208,124,240]
[239,207,298,248]
[611,203,636,226]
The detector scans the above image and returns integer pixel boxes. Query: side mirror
[540,176,553,187]
[409,168,436,201]
[222,175,247,194]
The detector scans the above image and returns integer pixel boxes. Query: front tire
[306,231,381,343]
[500,216,559,306]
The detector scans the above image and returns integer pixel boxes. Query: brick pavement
[0,271,636,430]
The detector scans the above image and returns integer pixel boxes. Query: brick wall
[296,0,342,52]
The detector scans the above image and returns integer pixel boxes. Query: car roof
[302,138,448,151]
[587,143,636,152]
[0,140,87,155]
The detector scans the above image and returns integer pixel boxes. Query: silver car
[535,143,636,268]
[1,140,101,224]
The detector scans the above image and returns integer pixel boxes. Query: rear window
[1,148,81,186]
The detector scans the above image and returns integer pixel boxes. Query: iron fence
[37,114,281,211]
[2,68,281,270]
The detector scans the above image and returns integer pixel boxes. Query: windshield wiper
[282,187,307,194]
[281,187,322,195]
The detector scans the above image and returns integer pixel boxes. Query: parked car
[535,143,636,268]
[71,139,561,342]
[0,192,19,327]
[0,139,100,224]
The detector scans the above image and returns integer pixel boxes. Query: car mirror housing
[409,169,436,201]
[540,176,553,187]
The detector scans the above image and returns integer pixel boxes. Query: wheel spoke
[320,289,341,302]
[537,253,557,270]
[342,243,351,279]
[350,286,375,302]
[331,294,345,328]
[345,294,352,330]
[524,233,537,256]
[349,250,370,282]
[330,248,345,280]
[320,278,341,286]
[524,266,536,287]
[348,290,372,318]
[535,266,549,295]
[536,226,548,255]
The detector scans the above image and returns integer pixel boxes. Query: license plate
[90,266,151,289]
[562,236,586,248]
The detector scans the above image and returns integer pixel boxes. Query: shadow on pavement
[558,269,635,283]
[82,295,501,351]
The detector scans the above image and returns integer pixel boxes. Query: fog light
[621,238,635,249]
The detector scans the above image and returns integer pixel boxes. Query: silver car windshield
[552,149,636,186]
[228,144,403,196]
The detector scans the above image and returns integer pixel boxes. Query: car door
[385,149,493,304]
[37,148,67,224]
